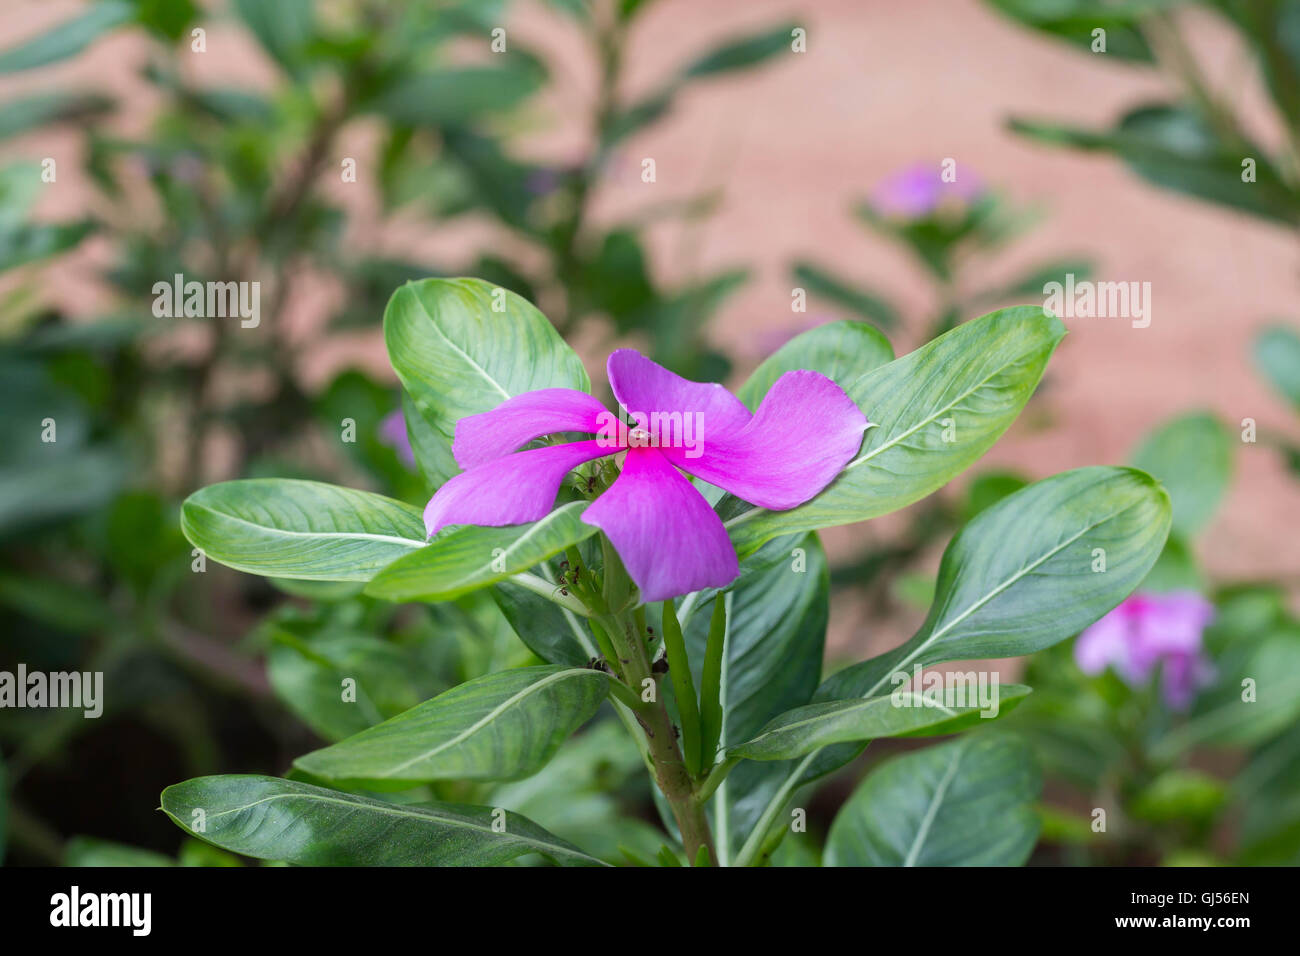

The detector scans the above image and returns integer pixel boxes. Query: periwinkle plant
[171,278,1172,867]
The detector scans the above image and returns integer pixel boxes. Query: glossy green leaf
[383,278,590,486]
[725,306,1065,555]
[729,685,1031,761]
[735,466,1168,865]
[820,467,1170,700]
[1256,324,1300,411]
[180,479,426,581]
[736,319,894,410]
[161,775,604,866]
[365,501,597,602]
[1131,412,1231,537]
[294,665,608,786]
[825,734,1041,866]
[491,576,596,667]
[0,1,132,74]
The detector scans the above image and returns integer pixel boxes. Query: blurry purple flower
[1075,591,1216,710]
[379,410,416,468]
[422,350,868,601]
[870,162,985,219]
[525,168,562,197]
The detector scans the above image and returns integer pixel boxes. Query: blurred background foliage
[0,0,1297,866]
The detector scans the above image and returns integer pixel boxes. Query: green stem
[660,597,702,775]
[698,594,728,768]
[603,610,717,866]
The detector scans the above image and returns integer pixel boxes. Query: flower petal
[453,388,611,469]
[424,440,612,537]
[606,349,751,436]
[663,370,868,511]
[583,448,739,601]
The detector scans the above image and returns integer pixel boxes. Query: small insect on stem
[651,656,669,675]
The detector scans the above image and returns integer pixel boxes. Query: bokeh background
[1,0,1297,866]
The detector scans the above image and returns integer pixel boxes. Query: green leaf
[367,62,543,125]
[789,262,900,330]
[1159,628,1300,756]
[365,501,597,602]
[1011,105,1300,226]
[1131,411,1231,536]
[736,319,894,410]
[1256,323,1300,411]
[820,467,1171,700]
[383,278,590,487]
[63,837,174,867]
[266,629,434,742]
[729,685,1031,761]
[231,0,314,76]
[0,1,133,74]
[0,92,112,141]
[294,665,609,786]
[180,479,426,582]
[734,466,1169,865]
[683,23,797,78]
[984,0,1167,62]
[161,775,605,866]
[824,733,1041,866]
[491,577,596,667]
[725,306,1065,555]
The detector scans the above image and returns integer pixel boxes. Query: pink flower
[379,410,416,468]
[1075,591,1216,710]
[870,162,985,219]
[422,350,868,601]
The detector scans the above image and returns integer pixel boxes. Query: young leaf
[1130,412,1231,537]
[728,685,1031,761]
[293,665,609,786]
[383,278,590,486]
[725,306,1065,555]
[1256,324,1300,411]
[736,318,894,409]
[0,1,133,74]
[180,479,426,581]
[364,501,598,602]
[824,734,1041,866]
[161,775,605,866]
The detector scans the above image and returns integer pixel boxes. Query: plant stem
[603,609,718,866]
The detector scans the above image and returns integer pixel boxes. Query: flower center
[627,426,653,448]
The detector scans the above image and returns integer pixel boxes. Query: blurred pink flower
[871,162,985,219]
[379,410,416,468]
[1075,591,1216,709]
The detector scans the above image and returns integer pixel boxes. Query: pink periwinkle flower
[1075,591,1216,710]
[379,410,416,468]
[871,162,985,220]
[422,350,868,601]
